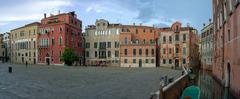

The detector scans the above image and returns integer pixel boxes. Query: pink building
[38,11,84,65]
[213,0,240,97]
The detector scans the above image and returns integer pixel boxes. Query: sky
[0,0,212,33]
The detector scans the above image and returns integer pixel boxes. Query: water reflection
[197,70,236,99]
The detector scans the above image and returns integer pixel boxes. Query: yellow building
[10,22,40,64]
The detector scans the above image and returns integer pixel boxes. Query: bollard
[8,67,12,73]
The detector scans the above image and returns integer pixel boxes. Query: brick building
[38,11,84,65]
[212,0,240,97]
[119,24,159,67]
[158,22,199,69]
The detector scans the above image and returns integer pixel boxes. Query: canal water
[192,70,236,99]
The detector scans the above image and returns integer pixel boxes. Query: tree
[60,47,79,66]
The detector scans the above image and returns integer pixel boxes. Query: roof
[11,22,40,31]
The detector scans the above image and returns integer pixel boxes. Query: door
[34,58,36,64]
[175,59,179,68]
[46,58,50,65]
[22,57,24,63]
[139,59,142,67]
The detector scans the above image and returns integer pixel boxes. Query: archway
[225,62,231,87]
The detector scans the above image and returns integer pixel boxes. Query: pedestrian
[25,61,28,68]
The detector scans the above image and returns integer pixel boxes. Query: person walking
[25,61,28,68]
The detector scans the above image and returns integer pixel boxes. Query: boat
[181,86,200,99]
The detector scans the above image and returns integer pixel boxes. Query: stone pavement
[0,63,182,99]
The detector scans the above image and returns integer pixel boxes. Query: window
[151,59,154,63]
[176,48,179,53]
[163,36,166,43]
[229,0,233,12]
[115,42,119,48]
[143,28,146,32]
[60,26,63,32]
[169,48,172,54]
[183,58,186,64]
[124,59,128,63]
[52,27,54,33]
[59,36,62,45]
[143,39,146,44]
[52,37,54,45]
[183,47,186,55]
[146,49,149,56]
[176,26,179,32]
[151,49,154,56]
[108,51,111,57]
[95,51,98,58]
[133,59,136,63]
[86,43,90,48]
[175,34,179,41]
[115,51,119,57]
[124,37,128,44]
[139,49,142,56]
[133,49,136,56]
[107,42,111,48]
[86,51,89,57]
[124,49,128,55]
[145,59,149,63]
[94,42,98,48]
[169,36,172,43]
[136,29,138,34]
[169,59,172,64]
[163,59,166,64]
[183,34,186,41]
[163,48,166,54]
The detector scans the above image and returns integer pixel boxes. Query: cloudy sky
[0,0,212,33]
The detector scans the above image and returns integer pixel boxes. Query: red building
[38,11,84,65]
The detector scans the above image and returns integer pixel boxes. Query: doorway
[46,58,50,65]
[225,63,231,87]
[139,59,142,67]
[175,59,179,68]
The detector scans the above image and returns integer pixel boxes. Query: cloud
[0,0,72,22]
[85,4,103,13]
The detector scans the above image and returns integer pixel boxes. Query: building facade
[212,0,240,97]
[84,19,121,66]
[158,22,199,69]
[119,25,158,67]
[10,22,40,64]
[201,23,213,71]
[38,11,84,65]
[3,32,10,62]
[0,34,5,62]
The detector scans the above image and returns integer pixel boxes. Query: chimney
[203,23,206,27]
[44,13,46,18]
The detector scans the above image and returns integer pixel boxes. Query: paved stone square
[0,63,182,99]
